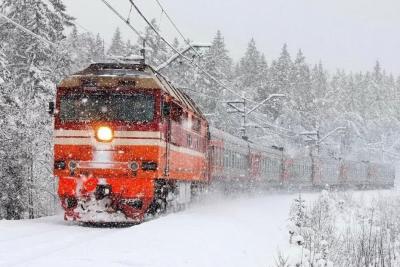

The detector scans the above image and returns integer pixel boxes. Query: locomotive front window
[59,93,155,122]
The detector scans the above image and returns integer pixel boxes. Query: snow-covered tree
[107,27,125,57]
[267,44,293,121]
[138,19,169,66]
[236,38,262,97]
[125,39,139,57]
[0,0,73,219]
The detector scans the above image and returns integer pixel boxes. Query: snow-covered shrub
[279,191,400,267]
[282,191,334,266]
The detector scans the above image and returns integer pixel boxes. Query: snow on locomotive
[52,62,209,223]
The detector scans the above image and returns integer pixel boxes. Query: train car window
[216,147,219,164]
[262,159,266,173]
[187,134,192,148]
[216,147,219,166]
[171,103,183,122]
[192,116,201,132]
[162,101,170,117]
[60,93,154,122]
[219,148,222,167]
[220,148,223,167]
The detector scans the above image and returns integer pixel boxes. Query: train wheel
[148,198,167,215]
[147,179,169,216]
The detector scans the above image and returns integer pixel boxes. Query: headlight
[129,161,139,171]
[69,160,78,170]
[54,160,66,170]
[96,126,113,142]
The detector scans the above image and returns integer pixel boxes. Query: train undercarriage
[61,178,206,224]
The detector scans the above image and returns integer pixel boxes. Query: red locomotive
[52,62,209,223]
[51,62,395,224]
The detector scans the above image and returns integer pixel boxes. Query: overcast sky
[63,0,400,75]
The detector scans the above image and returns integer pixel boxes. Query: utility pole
[300,127,346,185]
[28,140,34,219]
[226,94,285,141]
[140,39,146,64]
[226,98,248,140]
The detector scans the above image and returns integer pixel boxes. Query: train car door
[162,100,171,177]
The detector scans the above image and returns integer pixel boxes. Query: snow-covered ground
[0,190,396,267]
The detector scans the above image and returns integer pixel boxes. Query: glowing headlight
[96,126,113,142]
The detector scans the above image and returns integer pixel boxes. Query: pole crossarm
[246,94,285,115]
[156,43,211,71]
[317,127,346,145]
[226,101,245,113]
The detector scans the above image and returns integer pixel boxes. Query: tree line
[0,1,399,219]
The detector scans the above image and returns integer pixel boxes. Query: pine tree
[268,44,293,120]
[125,39,138,57]
[108,27,125,57]
[309,62,328,128]
[0,0,73,219]
[237,38,261,97]
[67,27,88,70]
[292,49,313,128]
[93,33,105,62]
[138,19,169,66]
[192,30,234,130]
[310,62,328,100]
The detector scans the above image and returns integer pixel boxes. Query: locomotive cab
[53,63,209,223]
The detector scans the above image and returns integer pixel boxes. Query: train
[50,61,395,223]
[209,127,394,190]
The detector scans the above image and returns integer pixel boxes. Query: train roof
[58,63,205,119]
[209,126,284,156]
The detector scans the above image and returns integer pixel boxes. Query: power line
[74,21,92,33]
[100,0,291,138]
[127,0,258,104]
[152,0,202,58]
[151,0,237,93]
[99,0,228,99]
[0,12,58,48]
[100,0,146,43]
[151,0,295,136]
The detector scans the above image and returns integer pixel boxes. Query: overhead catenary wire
[100,0,223,95]
[149,0,296,138]
[100,0,146,43]
[74,21,92,34]
[127,0,259,104]
[100,0,295,137]
[152,0,202,58]
[151,0,237,93]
